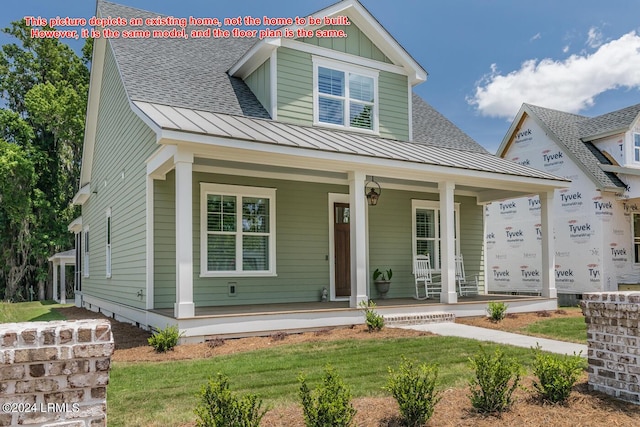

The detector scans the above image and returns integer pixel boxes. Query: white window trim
[200,183,277,277]
[106,208,112,279]
[411,199,460,272]
[634,133,640,163]
[83,226,90,278]
[312,55,379,134]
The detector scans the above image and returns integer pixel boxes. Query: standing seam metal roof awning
[134,101,569,183]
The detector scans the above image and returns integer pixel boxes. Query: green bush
[359,300,385,332]
[469,347,521,413]
[148,325,182,353]
[532,345,584,403]
[299,365,356,427]
[386,357,440,426]
[486,301,508,322]
[194,373,266,427]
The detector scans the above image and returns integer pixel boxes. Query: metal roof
[135,101,568,182]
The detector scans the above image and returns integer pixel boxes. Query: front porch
[149,294,556,341]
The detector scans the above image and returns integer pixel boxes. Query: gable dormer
[230,0,427,142]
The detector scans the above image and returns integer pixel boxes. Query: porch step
[383,312,455,326]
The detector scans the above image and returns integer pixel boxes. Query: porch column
[174,149,195,318]
[52,262,59,302]
[60,260,66,304]
[348,171,368,307]
[540,191,557,299]
[439,181,457,304]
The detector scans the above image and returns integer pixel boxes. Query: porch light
[365,177,381,206]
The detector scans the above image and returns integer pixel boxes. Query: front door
[334,203,351,297]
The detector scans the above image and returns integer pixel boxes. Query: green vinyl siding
[81,43,158,309]
[378,71,409,141]
[368,191,484,299]
[276,47,313,125]
[153,172,347,308]
[244,58,271,116]
[276,51,410,140]
[301,23,392,63]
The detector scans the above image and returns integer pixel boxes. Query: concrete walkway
[396,322,587,357]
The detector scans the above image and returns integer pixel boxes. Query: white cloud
[562,45,570,53]
[586,27,603,48]
[468,31,640,119]
[530,32,541,42]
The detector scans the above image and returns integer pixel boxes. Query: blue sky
[2,0,640,153]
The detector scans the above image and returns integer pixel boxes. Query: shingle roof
[579,103,640,140]
[523,103,629,190]
[98,0,493,155]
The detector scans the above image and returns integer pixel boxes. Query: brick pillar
[581,292,640,405]
[0,320,114,426]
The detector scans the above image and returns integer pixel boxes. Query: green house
[70,0,568,340]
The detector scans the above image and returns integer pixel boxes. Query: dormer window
[634,133,640,162]
[313,57,378,133]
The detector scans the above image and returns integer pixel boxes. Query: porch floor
[151,293,547,319]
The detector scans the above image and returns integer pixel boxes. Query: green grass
[0,300,71,323]
[108,336,542,427]
[519,317,587,344]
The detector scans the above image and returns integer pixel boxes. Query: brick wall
[0,320,114,426]
[581,292,640,405]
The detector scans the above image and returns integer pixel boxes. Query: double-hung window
[634,134,640,162]
[200,183,276,276]
[313,57,378,132]
[412,200,459,270]
[83,227,90,278]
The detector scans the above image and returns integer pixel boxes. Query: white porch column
[348,171,368,308]
[540,191,557,299]
[439,181,457,304]
[60,260,66,304]
[52,262,59,302]
[174,149,195,318]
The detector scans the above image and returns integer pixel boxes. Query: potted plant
[373,268,393,299]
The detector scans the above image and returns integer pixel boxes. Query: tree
[0,20,90,300]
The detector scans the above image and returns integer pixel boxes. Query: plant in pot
[373,268,393,299]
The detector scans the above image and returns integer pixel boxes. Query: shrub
[531,345,584,403]
[299,365,356,427]
[359,299,385,332]
[195,373,266,427]
[386,357,441,426]
[148,325,182,352]
[486,301,508,322]
[469,347,522,413]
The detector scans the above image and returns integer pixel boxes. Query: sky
[2,0,640,153]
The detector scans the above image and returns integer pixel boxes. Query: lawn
[520,316,587,343]
[108,336,559,427]
[0,300,71,323]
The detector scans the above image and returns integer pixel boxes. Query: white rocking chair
[455,254,479,296]
[414,255,441,300]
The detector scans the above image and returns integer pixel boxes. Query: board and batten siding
[244,58,271,117]
[368,191,484,299]
[153,172,348,308]
[81,43,157,309]
[378,71,409,141]
[300,23,392,64]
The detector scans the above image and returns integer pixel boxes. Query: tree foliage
[0,20,90,300]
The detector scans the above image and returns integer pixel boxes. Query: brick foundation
[0,320,114,426]
[581,292,640,405]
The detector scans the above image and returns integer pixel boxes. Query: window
[106,208,112,278]
[313,57,378,132]
[83,227,90,277]
[412,200,459,270]
[634,213,640,263]
[634,134,640,162]
[200,183,276,276]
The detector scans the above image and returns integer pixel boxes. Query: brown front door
[334,203,351,297]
